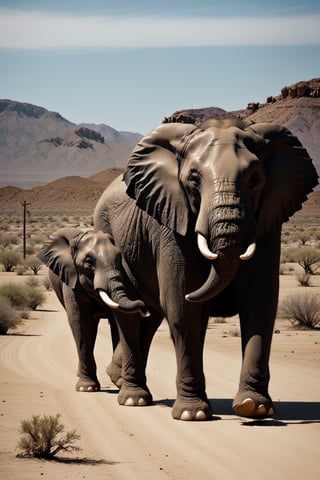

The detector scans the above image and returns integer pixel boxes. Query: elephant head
[38,227,149,316]
[123,118,318,302]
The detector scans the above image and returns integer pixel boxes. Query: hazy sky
[1,0,319,133]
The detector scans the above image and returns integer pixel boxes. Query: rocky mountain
[166,78,320,175]
[0,100,142,188]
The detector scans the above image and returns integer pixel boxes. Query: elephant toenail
[257,404,267,416]
[234,397,255,417]
[195,410,207,420]
[79,386,85,392]
[243,397,254,405]
[124,397,135,406]
[267,407,274,417]
[87,386,94,392]
[138,397,148,406]
[180,410,192,421]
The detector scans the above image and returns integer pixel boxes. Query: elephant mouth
[185,233,256,303]
[197,232,256,262]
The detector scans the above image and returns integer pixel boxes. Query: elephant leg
[63,285,100,392]
[168,302,212,421]
[106,313,161,390]
[114,312,154,406]
[106,317,122,388]
[233,231,281,418]
[106,342,122,389]
[157,238,212,421]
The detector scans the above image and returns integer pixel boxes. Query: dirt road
[1,286,319,479]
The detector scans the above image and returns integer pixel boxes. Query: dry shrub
[24,256,43,275]
[17,414,81,459]
[287,247,320,274]
[0,297,22,334]
[25,276,40,288]
[278,293,320,329]
[0,283,45,310]
[0,250,22,272]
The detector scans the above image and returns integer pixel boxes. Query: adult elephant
[38,227,149,392]
[93,117,318,420]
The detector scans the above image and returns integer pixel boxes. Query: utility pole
[22,201,31,259]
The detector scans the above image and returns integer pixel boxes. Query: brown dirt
[0,270,319,479]
[0,168,124,212]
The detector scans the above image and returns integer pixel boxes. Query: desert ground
[0,265,319,479]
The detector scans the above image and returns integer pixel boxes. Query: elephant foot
[118,386,153,407]
[172,397,213,421]
[106,362,122,388]
[233,391,274,419]
[76,377,100,392]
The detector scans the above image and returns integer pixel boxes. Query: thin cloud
[0,9,320,49]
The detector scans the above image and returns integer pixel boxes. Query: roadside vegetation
[278,293,320,329]
[0,210,92,334]
[17,414,81,460]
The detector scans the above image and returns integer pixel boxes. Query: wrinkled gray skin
[93,118,318,420]
[38,227,148,392]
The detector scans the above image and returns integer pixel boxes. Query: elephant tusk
[240,242,256,261]
[99,290,120,309]
[197,233,218,260]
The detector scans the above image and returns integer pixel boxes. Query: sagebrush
[0,297,22,334]
[278,293,320,329]
[17,414,81,459]
[0,282,45,310]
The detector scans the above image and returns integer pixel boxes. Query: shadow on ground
[154,397,320,424]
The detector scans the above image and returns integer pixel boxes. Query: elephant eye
[188,170,201,188]
[185,169,201,213]
[84,255,96,270]
[243,136,266,155]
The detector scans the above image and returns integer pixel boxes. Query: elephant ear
[248,123,318,235]
[37,228,84,289]
[123,123,197,236]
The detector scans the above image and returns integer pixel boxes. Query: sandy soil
[0,271,319,479]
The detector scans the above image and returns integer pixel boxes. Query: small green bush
[278,293,320,329]
[24,256,43,275]
[0,283,45,310]
[15,265,28,276]
[0,232,20,248]
[25,276,40,288]
[0,283,29,308]
[286,247,320,275]
[0,297,22,334]
[0,250,22,272]
[24,285,45,310]
[17,414,81,459]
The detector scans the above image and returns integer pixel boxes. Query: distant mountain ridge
[1,78,320,190]
[0,100,142,188]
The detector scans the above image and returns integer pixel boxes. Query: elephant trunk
[94,267,150,317]
[186,187,256,303]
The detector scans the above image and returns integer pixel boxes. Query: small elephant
[93,117,318,420]
[38,227,148,392]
